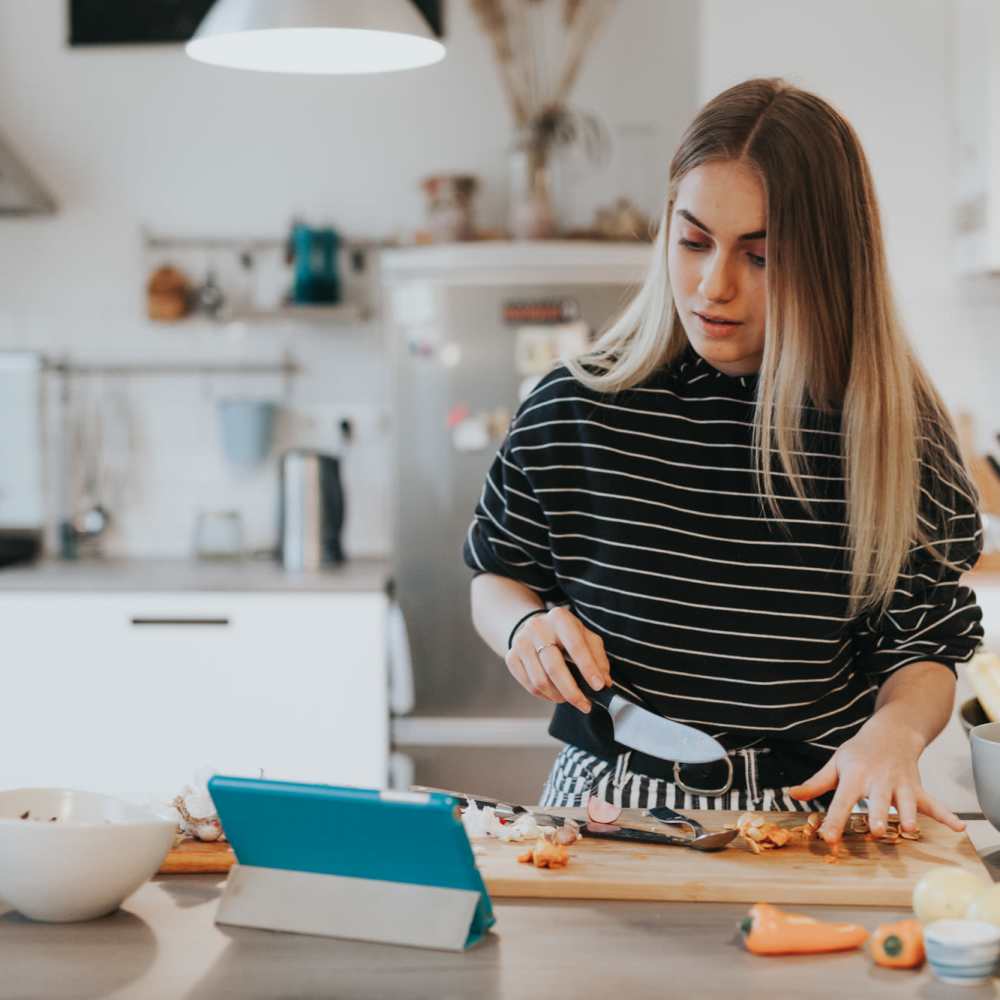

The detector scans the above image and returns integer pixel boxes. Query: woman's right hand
[504,606,612,713]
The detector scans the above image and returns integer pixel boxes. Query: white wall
[0,0,698,557]
[698,0,1000,455]
[13,2,988,560]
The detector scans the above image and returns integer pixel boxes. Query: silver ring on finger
[534,642,558,655]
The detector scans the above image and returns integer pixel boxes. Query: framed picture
[69,1,216,45]
[68,1,444,46]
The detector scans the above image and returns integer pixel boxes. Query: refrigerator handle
[386,598,415,715]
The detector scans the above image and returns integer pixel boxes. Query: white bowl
[0,788,176,922]
[971,721,1000,834]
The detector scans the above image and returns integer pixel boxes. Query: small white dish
[924,918,1000,986]
[0,787,176,922]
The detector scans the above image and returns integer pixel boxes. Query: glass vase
[508,134,559,240]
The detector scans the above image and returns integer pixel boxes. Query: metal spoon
[646,804,711,837]
[584,820,738,852]
[643,805,739,851]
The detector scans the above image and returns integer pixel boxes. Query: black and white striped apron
[539,744,828,812]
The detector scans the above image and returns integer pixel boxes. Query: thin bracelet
[507,608,547,650]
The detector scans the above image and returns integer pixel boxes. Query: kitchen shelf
[141,227,388,273]
[152,302,371,329]
[140,228,390,253]
[226,302,368,325]
[142,227,377,326]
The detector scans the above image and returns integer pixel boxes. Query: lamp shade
[186,0,445,74]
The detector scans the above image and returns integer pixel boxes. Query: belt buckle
[672,755,734,797]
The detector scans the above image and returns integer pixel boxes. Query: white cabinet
[0,591,388,803]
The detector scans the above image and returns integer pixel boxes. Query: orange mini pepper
[870,919,925,969]
[740,902,869,956]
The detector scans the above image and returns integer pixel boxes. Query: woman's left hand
[788,714,966,843]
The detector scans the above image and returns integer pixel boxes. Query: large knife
[565,662,726,764]
[411,786,712,848]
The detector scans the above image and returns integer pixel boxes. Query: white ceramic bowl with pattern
[924,919,1000,986]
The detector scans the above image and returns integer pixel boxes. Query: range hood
[0,133,55,215]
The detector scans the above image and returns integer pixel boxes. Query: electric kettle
[279,449,345,571]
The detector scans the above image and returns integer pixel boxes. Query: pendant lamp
[186,0,445,74]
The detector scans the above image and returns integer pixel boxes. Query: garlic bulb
[169,768,229,842]
[460,801,565,843]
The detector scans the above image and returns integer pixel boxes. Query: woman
[463,78,985,844]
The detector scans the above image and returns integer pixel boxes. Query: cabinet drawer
[0,591,388,802]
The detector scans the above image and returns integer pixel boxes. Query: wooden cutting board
[159,839,235,874]
[473,809,989,906]
[158,809,988,907]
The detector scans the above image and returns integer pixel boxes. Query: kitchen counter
[2,873,999,999]
[0,556,391,594]
[1,685,998,999]
[0,577,997,998]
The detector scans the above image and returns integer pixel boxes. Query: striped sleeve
[462,407,566,603]
[853,462,985,685]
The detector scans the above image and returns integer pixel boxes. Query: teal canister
[290,224,341,305]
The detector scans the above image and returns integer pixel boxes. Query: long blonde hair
[566,78,979,619]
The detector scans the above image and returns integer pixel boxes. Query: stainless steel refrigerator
[380,242,649,803]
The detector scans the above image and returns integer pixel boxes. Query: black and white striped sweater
[463,341,984,769]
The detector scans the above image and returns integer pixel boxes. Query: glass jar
[420,174,479,242]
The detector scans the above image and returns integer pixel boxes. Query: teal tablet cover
[207,776,495,947]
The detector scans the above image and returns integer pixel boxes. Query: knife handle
[564,659,615,710]
[564,658,665,716]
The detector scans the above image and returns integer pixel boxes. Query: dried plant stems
[469,0,618,126]
[522,0,542,120]
[505,0,538,121]
[563,0,585,27]
[469,0,530,125]
[553,0,616,106]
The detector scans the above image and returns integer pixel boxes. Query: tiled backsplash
[40,326,393,560]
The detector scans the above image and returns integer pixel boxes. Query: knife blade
[565,662,726,764]
[412,786,563,825]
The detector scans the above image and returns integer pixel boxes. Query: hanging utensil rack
[43,356,301,379]
[141,228,387,274]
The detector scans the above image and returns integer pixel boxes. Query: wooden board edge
[481,876,918,907]
[158,841,235,874]
[158,859,234,875]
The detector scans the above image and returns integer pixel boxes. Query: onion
[913,866,989,924]
[586,794,622,824]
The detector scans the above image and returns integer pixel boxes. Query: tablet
[207,775,495,942]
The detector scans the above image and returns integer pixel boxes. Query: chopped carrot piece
[517,837,569,869]
[870,919,924,968]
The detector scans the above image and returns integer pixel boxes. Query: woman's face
[667,160,767,377]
